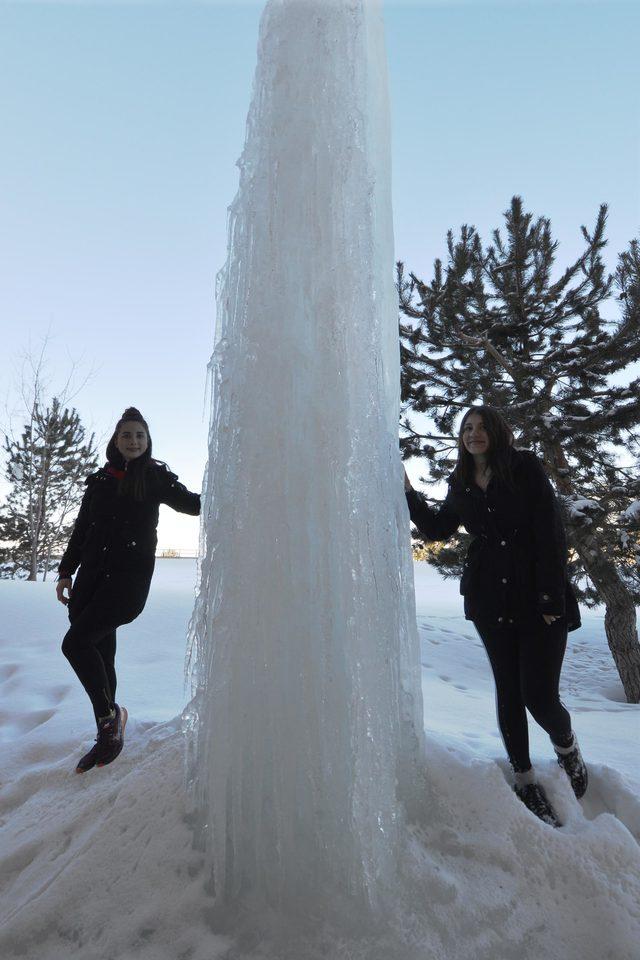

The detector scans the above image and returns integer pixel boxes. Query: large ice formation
[186,0,425,914]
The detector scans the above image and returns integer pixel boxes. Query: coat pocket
[460,563,474,596]
[460,538,484,596]
[460,555,477,595]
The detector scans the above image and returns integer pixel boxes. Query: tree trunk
[42,543,53,582]
[571,525,640,703]
[29,444,48,582]
[26,480,38,581]
[28,546,38,581]
[546,441,640,704]
[28,509,40,580]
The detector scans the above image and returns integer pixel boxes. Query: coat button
[543,593,550,600]
[465,487,471,492]
[103,546,107,551]
[508,618,514,623]
[498,617,504,623]
[502,578,507,583]
[131,541,136,546]
[500,540,506,546]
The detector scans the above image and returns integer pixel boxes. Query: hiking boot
[555,735,588,799]
[95,704,128,767]
[515,782,562,827]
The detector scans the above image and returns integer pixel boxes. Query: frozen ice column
[187,0,425,913]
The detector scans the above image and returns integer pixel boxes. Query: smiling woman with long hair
[56,407,200,773]
[404,405,587,827]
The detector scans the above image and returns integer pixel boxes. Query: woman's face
[462,412,490,455]
[115,421,148,461]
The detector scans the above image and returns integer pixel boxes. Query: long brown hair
[106,407,152,501]
[452,405,517,490]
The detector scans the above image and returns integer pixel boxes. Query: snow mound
[0,719,223,960]
[1,721,639,960]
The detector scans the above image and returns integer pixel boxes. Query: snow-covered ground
[1,560,638,960]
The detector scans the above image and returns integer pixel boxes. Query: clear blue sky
[1,0,638,551]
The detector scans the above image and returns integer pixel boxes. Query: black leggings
[61,574,144,723]
[474,618,573,772]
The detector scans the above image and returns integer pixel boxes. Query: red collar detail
[106,465,126,480]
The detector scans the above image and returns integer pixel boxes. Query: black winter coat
[405,448,581,632]
[58,461,200,613]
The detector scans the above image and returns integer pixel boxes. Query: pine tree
[0,399,98,580]
[398,196,640,702]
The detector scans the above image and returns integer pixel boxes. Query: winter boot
[514,782,562,828]
[554,734,588,799]
[95,704,128,768]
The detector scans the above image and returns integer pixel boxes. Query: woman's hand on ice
[403,466,412,492]
[56,578,73,606]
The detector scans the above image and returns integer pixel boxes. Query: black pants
[61,569,147,723]
[474,617,573,772]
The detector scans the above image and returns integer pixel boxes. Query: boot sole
[75,751,99,775]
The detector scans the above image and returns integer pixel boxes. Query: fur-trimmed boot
[513,769,561,827]
[554,733,588,799]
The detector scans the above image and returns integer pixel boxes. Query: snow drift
[1,574,639,959]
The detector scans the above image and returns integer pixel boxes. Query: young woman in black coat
[56,407,200,774]
[404,405,587,827]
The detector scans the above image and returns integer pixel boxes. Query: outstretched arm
[404,468,460,542]
[157,465,201,516]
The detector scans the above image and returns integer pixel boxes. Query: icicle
[186,0,424,917]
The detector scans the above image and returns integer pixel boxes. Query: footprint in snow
[47,684,73,705]
[0,663,21,682]
[0,707,56,742]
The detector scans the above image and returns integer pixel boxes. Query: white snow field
[1,560,639,960]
